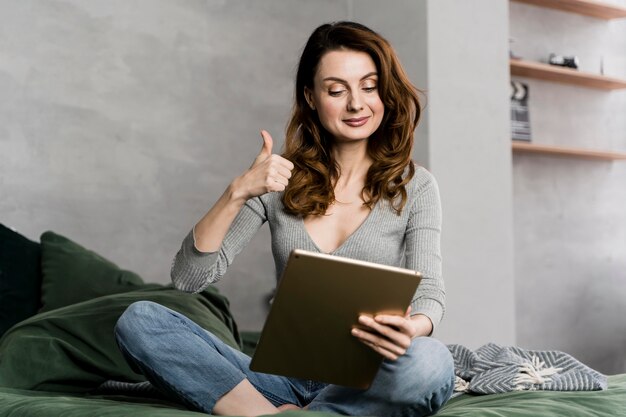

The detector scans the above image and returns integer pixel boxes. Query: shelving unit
[509,0,626,376]
[510,0,626,161]
[510,59,626,90]
[512,141,626,160]
[512,0,626,20]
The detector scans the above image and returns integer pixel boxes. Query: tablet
[249,249,421,389]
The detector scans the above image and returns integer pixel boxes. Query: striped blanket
[448,343,608,394]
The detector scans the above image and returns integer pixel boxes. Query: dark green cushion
[0,285,241,393]
[39,231,144,313]
[0,224,42,337]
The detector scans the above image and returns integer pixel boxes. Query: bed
[1,223,625,416]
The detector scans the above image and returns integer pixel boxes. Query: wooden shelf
[512,141,626,160]
[508,2,626,162]
[510,59,626,90]
[512,0,626,19]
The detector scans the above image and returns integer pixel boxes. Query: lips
[343,116,370,127]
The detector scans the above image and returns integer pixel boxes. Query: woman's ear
[304,87,316,111]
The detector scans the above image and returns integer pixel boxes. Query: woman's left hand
[351,307,433,361]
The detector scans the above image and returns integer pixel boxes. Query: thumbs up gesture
[233,130,294,201]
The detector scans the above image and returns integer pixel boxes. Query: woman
[115,21,455,416]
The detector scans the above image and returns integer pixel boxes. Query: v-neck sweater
[171,166,445,329]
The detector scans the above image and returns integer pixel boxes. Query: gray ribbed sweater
[170,166,445,329]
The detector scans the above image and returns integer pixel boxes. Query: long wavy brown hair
[282,21,421,216]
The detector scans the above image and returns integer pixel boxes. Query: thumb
[251,130,273,167]
[259,129,273,158]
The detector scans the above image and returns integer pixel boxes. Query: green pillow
[0,286,241,393]
[0,224,42,337]
[39,231,144,312]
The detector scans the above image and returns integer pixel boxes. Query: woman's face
[306,49,384,143]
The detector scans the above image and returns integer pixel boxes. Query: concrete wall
[426,0,517,348]
[353,1,516,349]
[1,0,623,374]
[510,0,626,374]
[0,0,347,329]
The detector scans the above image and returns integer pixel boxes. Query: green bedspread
[438,374,626,417]
[0,387,332,416]
[0,374,624,416]
[0,285,624,417]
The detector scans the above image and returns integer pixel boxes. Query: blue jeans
[115,301,454,416]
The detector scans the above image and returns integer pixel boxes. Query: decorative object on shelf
[548,53,579,69]
[511,81,531,141]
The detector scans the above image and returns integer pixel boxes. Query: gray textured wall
[423,0,517,349]
[357,0,517,349]
[1,0,624,374]
[510,1,626,374]
[0,0,348,330]
[344,1,516,350]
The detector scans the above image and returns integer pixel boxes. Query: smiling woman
[114,20,452,417]
[305,51,384,143]
[283,22,421,218]
[301,49,385,254]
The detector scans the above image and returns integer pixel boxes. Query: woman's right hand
[192,130,292,253]
[231,130,294,201]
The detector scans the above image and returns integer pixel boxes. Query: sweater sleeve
[404,171,445,331]
[170,196,267,293]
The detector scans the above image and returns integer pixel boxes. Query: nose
[347,91,364,111]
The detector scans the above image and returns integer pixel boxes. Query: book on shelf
[511,80,531,141]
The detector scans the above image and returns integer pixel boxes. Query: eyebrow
[322,72,378,83]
